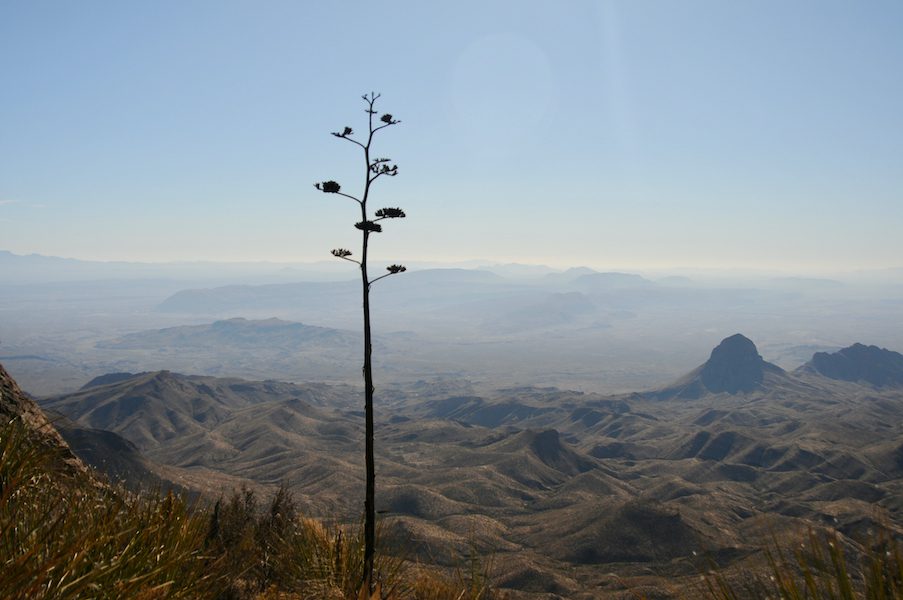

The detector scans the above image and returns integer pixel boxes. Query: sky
[2,1,902,272]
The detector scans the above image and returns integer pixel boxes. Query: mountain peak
[802,343,903,387]
[709,333,758,357]
[699,334,781,394]
[653,334,785,399]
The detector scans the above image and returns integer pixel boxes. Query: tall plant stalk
[315,92,406,592]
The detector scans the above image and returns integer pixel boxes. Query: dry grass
[701,529,903,600]
[0,417,223,599]
[1,416,499,599]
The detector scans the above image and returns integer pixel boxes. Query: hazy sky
[2,1,902,271]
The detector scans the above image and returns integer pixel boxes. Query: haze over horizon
[2,1,902,271]
[4,248,903,282]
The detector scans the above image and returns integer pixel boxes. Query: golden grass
[1,417,223,599]
[701,528,903,600]
[1,416,499,599]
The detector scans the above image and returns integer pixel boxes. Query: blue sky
[2,1,902,271]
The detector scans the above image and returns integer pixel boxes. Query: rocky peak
[653,334,786,399]
[804,343,903,387]
[699,334,779,394]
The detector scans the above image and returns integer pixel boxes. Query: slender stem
[360,93,376,594]
[368,272,400,286]
[336,255,361,266]
[369,171,393,185]
[338,136,365,149]
[372,121,396,134]
[327,92,400,594]
[334,191,363,204]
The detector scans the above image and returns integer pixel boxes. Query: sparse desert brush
[206,484,501,599]
[250,506,497,599]
[700,528,903,600]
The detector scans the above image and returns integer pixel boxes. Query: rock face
[0,362,89,478]
[2,362,63,442]
[653,334,786,399]
[699,334,778,394]
[801,343,903,387]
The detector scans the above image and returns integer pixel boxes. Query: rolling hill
[36,335,903,597]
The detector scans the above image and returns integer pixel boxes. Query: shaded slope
[543,499,704,564]
[51,412,190,494]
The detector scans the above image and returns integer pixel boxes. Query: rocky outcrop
[1,362,89,478]
[800,343,903,387]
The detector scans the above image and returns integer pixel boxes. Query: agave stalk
[315,92,406,592]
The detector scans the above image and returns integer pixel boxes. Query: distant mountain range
[9,246,903,401]
[85,318,375,386]
[0,248,634,287]
[0,249,352,284]
[155,269,661,316]
[98,317,358,352]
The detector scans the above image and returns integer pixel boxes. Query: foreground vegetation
[0,417,495,599]
[701,528,903,600]
[4,415,903,599]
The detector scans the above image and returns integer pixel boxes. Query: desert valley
[3,253,903,597]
